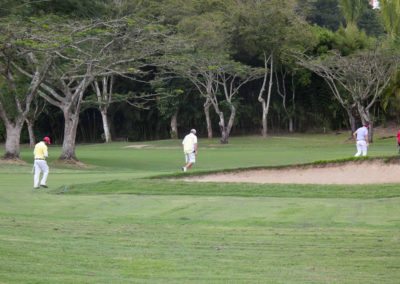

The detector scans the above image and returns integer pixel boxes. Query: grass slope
[54,178,400,199]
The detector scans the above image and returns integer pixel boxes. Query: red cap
[43,136,51,144]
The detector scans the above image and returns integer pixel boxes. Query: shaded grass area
[51,178,400,199]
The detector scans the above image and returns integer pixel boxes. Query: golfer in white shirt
[181,129,198,172]
[353,123,369,157]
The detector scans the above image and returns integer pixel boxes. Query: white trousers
[355,140,367,157]
[34,160,49,187]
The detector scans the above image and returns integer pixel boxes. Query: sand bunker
[185,161,400,185]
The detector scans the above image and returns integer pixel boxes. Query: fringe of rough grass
[148,155,400,179]
[50,178,400,199]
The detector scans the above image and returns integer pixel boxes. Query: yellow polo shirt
[33,141,48,159]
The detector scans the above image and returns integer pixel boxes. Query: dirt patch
[124,145,180,150]
[123,144,149,149]
[185,160,400,185]
[53,159,90,169]
[0,158,27,165]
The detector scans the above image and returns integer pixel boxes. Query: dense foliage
[0,0,399,159]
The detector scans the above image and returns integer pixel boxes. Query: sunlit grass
[1,133,399,283]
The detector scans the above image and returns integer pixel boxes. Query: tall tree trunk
[3,121,24,159]
[100,108,112,143]
[289,76,296,133]
[25,119,36,147]
[259,53,273,138]
[276,67,293,132]
[225,104,236,140]
[60,110,80,160]
[204,98,213,138]
[217,110,228,144]
[357,104,373,142]
[170,110,178,139]
[39,64,93,161]
[211,99,236,144]
[93,76,113,143]
[368,121,374,143]
[261,100,268,137]
[289,118,294,133]
[346,108,356,134]
[0,55,49,159]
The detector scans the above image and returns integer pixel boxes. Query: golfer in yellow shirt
[33,136,51,189]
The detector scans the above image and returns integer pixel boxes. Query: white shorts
[185,152,196,164]
[355,140,368,156]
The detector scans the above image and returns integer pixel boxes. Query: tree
[35,17,168,160]
[257,53,274,137]
[378,1,400,126]
[91,75,114,143]
[152,78,192,139]
[339,0,367,28]
[173,5,230,139]
[275,62,307,133]
[298,49,399,141]
[214,60,262,143]
[380,0,400,40]
[0,17,53,159]
[171,51,260,143]
[227,0,314,137]
[171,53,220,139]
[304,0,343,31]
[25,96,47,147]
[357,5,385,37]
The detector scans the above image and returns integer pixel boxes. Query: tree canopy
[0,0,399,160]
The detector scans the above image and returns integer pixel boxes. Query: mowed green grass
[1,133,400,283]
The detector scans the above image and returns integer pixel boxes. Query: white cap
[190,129,196,134]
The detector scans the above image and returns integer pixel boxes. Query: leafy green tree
[333,25,374,55]
[0,0,108,18]
[0,17,54,159]
[381,71,400,123]
[170,3,230,139]
[34,17,169,160]
[339,0,368,29]
[227,0,315,137]
[214,60,262,143]
[153,79,190,139]
[169,52,220,139]
[358,6,385,36]
[171,51,260,143]
[378,1,400,125]
[90,75,115,143]
[25,96,47,147]
[177,12,229,53]
[298,48,399,141]
[380,0,400,40]
[331,0,376,57]
[305,0,343,31]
